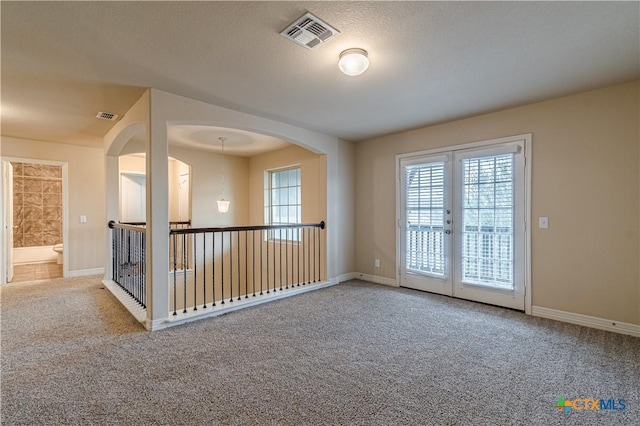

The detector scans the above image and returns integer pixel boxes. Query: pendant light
[217,137,230,213]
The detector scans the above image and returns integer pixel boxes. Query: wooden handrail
[169,221,325,235]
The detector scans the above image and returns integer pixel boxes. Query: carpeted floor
[1,276,638,425]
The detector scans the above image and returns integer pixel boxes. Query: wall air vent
[280,12,340,50]
[96,111,119,121]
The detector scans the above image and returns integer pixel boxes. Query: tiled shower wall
[12,163,63,248]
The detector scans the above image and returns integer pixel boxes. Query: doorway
[120,173,146,223]
[2,158,68,284]
[398,135,530,311]
[118,154,191,224]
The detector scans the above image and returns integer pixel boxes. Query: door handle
[445,230,451,235]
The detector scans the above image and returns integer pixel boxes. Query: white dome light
[338,48,370,76]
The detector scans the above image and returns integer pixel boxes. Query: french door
[399,138,527,311]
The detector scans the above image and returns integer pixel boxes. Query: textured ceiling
[167,125,291,157]
[1,1,638,149]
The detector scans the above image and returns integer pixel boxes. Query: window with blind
[405,162,446,276]
[265,166,301,240]
[461,154,514,289]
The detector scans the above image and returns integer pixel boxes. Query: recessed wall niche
[11,162,63,248]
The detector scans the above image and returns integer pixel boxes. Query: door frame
[1,157,69,283]
[395,134,532,314]
[3,162,14,283]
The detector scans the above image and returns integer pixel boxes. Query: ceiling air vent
[96,111,119,121]
[280,12,340,50]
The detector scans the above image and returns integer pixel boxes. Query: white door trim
[3,162,14,283]
[396,134,532,314]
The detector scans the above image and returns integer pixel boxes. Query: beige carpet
[1,276,638,425]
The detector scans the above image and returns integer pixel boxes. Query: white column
[104,154,120,280]
[146,108,170,329]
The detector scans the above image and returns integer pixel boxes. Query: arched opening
[102,90,340,330]
[158,124,327,314]
[164,123,326,231]
[109,122,327,230]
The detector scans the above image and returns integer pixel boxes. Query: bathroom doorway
[2,158,68,284]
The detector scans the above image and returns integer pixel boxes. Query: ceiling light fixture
[217,137,230,214]
[338,48,370,76]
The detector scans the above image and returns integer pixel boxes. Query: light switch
[539,217,548,229]
[80,215,87,223]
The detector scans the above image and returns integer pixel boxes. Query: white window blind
[405,162,446,276]
[461,154,514,288]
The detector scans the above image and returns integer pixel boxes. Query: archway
[102,89,349,330]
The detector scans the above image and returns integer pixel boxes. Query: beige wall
[118,154,146,174]
[170,146,249,227]
[334,139,356,278]
[249,145,328,280]
[355,80,639,325]
[118,146,250,227]
[2,136,106,273]
[248,145,327,226]
[118,154,191,222]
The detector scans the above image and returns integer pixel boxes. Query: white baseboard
[67,267,104,278]
[146,318,166,331]
[532,306,640,337]
[156,280,339,331]
[353,272,398,287]
[334,272,359,283]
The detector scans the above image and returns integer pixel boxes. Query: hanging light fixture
[217,137,230,214]
[338,48,370,76]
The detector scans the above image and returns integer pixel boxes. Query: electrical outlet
[539,217,548,229]
[80,215,87,223]
[375,259,380,268]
